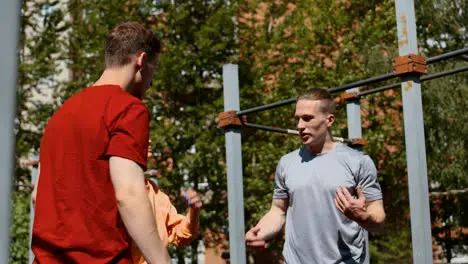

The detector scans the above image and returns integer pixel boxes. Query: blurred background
[9,0,467,263]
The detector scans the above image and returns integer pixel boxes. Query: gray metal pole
[345,88,370,264]
[0,1,20,263]
[29,158,39,264]
[222,64,246,264]
[346,88,362,140]
[394,1,433,263]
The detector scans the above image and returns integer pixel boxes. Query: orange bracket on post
[392,54,427,76]
[350,138,368,146]
[217,110,246,129]
[336,92,359,103]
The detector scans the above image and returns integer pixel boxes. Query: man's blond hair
[297,88,335,114]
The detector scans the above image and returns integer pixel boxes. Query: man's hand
[182,189,202,209]
[334,185,368,223]
[245,226,267,250]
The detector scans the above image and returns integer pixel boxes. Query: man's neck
[306,139,337,154]
[93,67,134,93]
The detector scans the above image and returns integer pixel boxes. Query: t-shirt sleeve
[358,155,382,201]
[273,158,289,199]
[106,103,150,171]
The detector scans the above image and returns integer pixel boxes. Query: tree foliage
[11,0,468,263]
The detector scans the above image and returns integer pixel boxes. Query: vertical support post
[29,158,39,264]
[345,88,370,264]
[346,88,362,141]
[0,1,20,263]
[394,1,433,263]
[222,64,246,264]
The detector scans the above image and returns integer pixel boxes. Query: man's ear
[327,114,335,128]
[135,51,147,70]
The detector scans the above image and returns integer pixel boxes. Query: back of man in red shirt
[32,22,170,264]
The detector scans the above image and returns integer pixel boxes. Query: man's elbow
[114,184,147,208]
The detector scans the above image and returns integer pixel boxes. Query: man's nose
[297,119,305,129]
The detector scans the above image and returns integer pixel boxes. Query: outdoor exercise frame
[219,1,468,264]
[1,0,468,263]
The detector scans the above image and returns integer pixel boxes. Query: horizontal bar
[236,48,467,116]
[359,65,468,97]
[243,122,298,135]
[236,98,297,116]
[243,122,357,144]
[328,73,395,93]
[421,65,468,82]
[237,73,395,116]
[429,188,468,197]
[358,83,400,97]
[426,47,468,64]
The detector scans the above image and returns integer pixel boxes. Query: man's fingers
[185,189,198,196]
[188,194,199,199]
[357,185,365,200]
[250,226,261,234]
[191,198,202,208]
[182,190,199,199]
[182,191,200,205]
[189,196,201,203]
[340,185,353,200]
[334,198,345,213]
[335,188,349,207]
[246,239,266,247]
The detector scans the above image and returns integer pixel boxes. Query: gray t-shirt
[274,143,382,264]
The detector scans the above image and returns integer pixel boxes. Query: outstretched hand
[334,185,368,222]
[181,189,202,210]
[245,226,267,250]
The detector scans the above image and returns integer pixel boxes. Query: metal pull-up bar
[236,47,468,117]
[357,65,468,97]
[222,61,468,148]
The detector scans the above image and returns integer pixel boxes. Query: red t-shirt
[32,85,150,264]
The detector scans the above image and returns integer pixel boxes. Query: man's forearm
[256,211,286,241]
[187,208,200,232]
[118,194,170,264]
[357,210,385,233]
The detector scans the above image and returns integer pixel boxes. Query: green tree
[417,0,468,261]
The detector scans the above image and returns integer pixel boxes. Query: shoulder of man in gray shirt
[274,143,382,201]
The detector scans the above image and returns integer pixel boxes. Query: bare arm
[183,189,201,234]
[257,198,288,240]
[110,156,170,264]
[357,199,385,233]
[31,164,40,208]
[246,197,288,247]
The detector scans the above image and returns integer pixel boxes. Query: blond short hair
[297,88,335,114]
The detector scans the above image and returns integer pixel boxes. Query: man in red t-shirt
[31,22,170,264]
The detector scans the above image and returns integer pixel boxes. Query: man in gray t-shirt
[245,88,386,264]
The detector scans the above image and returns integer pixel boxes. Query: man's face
[295,99,334,146]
